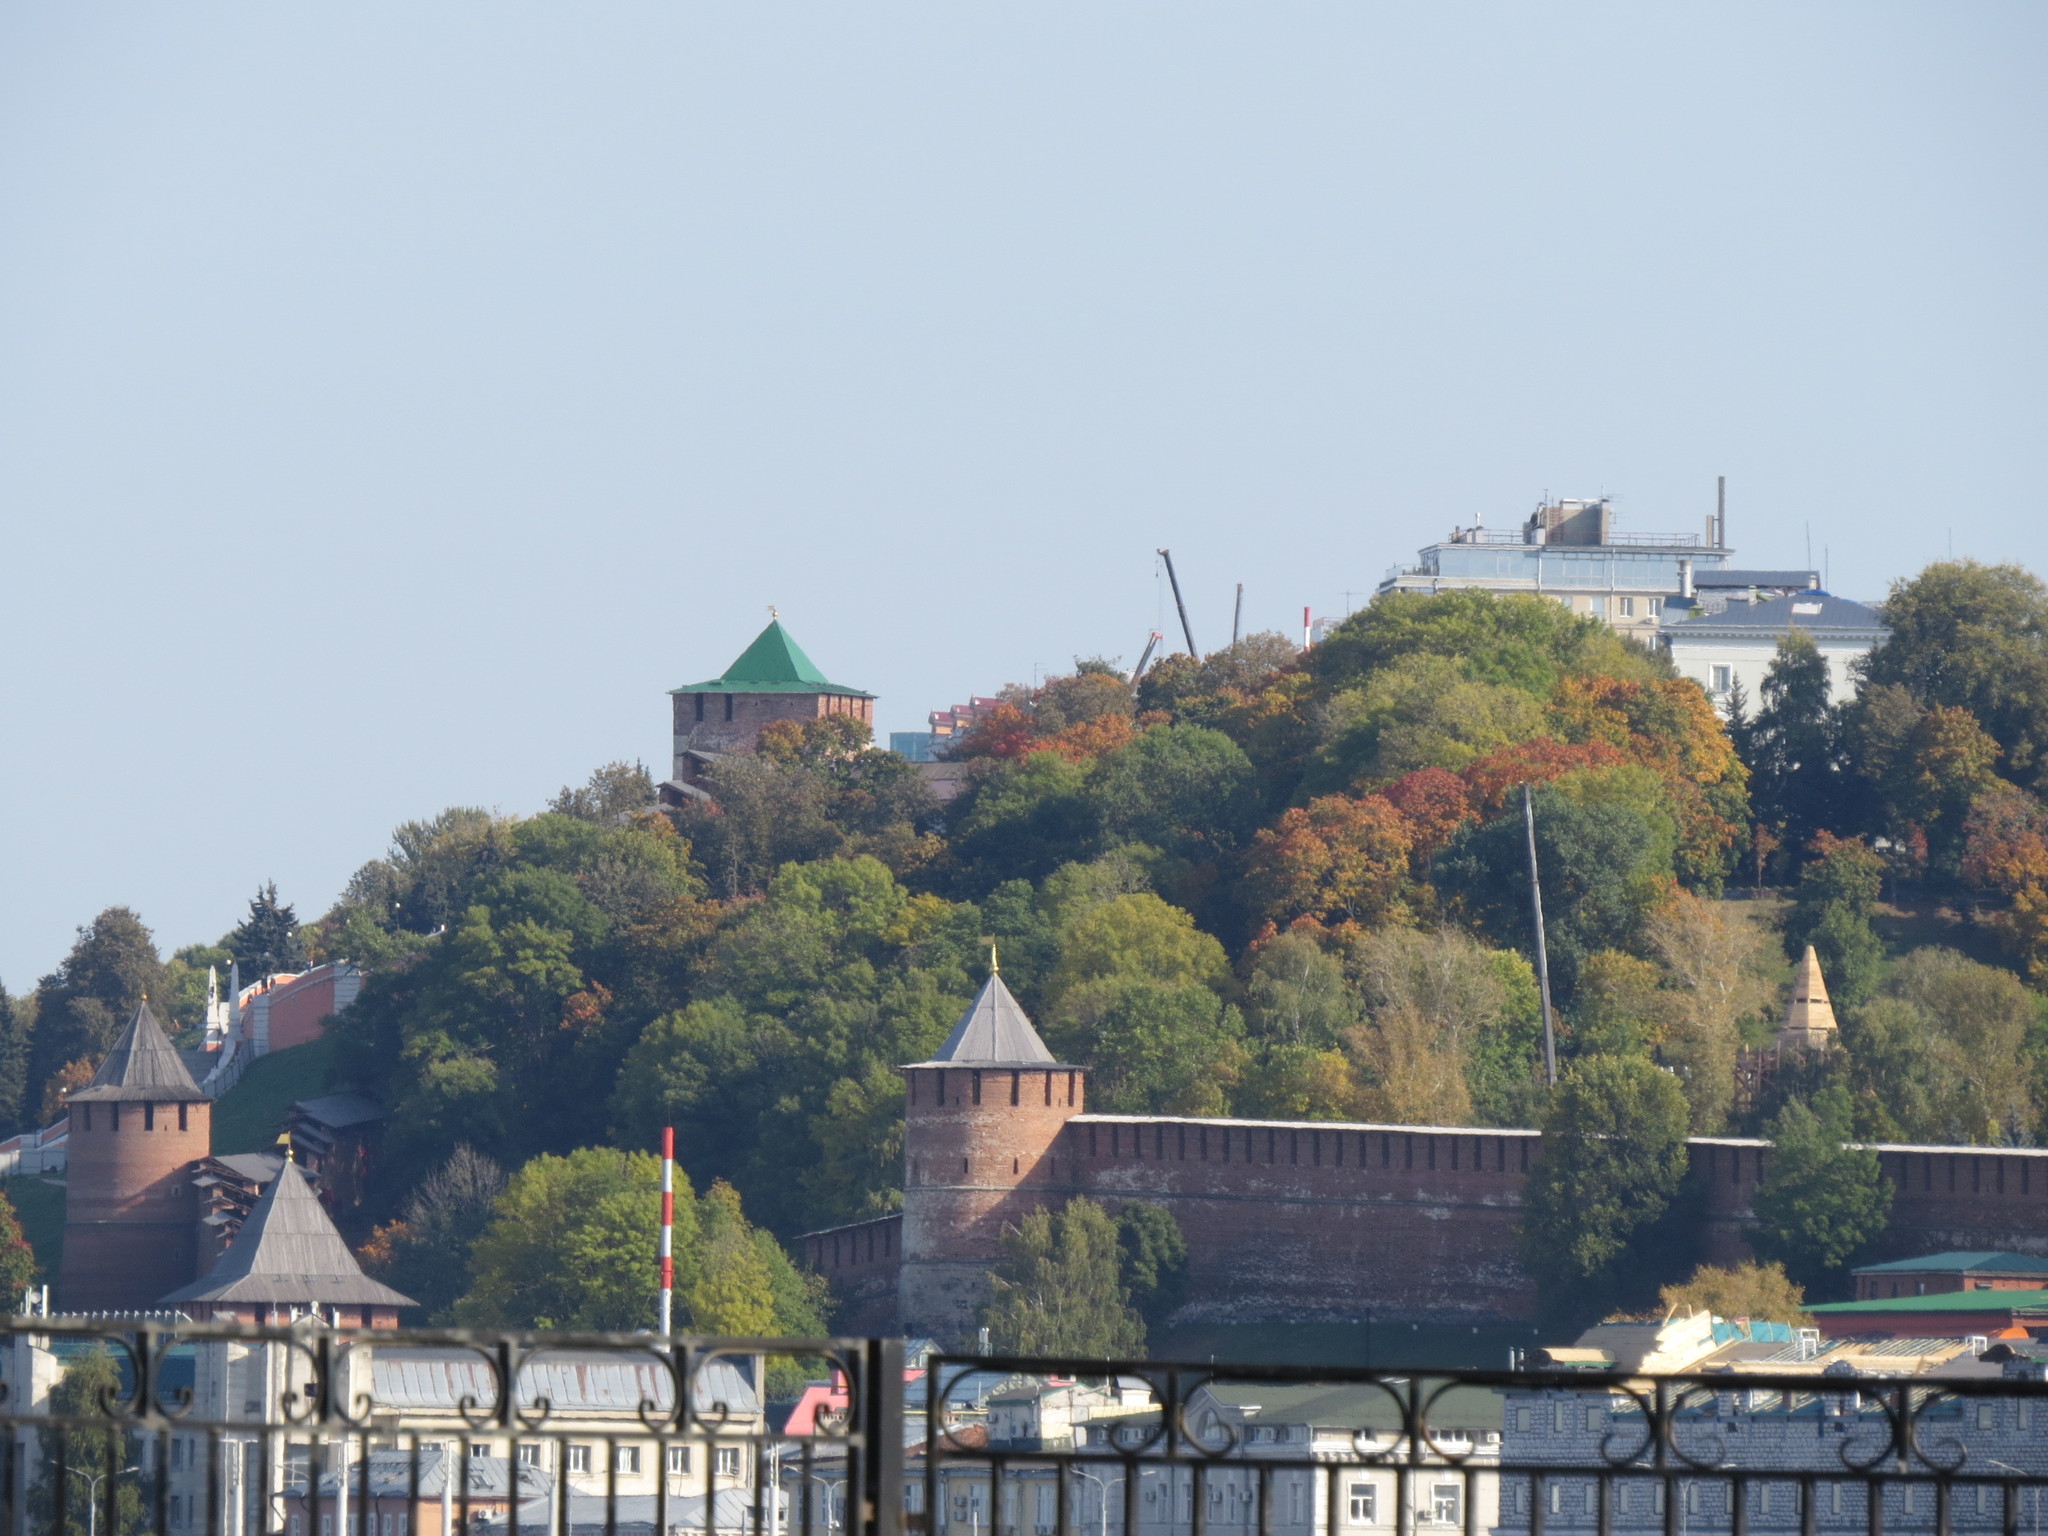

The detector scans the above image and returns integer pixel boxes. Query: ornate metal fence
[0,1316,899,1536]
[919,1354,2048,1536]
[13,1321,2048,1536]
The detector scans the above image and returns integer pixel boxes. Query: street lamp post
[65,1462,140,1536]
[1984,1461,2038,1536]
[1070,1467,1121,1536]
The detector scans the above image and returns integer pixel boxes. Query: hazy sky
[2,5,2043,987]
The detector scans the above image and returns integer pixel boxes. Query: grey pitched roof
[372,1349,760,1415]
[1693,568,1821,590]
[155,1158,416,1310]
[71,1002,210,1103]
[910,973,1062,1066]
[1666,591,1886,634]
[291,1093,386,1130]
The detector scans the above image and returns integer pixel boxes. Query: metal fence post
[864,1337,905,1536]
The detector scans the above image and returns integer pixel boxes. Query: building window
[567,1445,592,1474]
[1980,1404,1998,1429]
[667,1445,690,1475]
[1619,597,1636,617]
[616,1447,641,1474]
[716,1447,742,1479]
[470,1443,491,1458]
[516,1444,540,1466]
[1430,1485,1462,1525]
[1349,1483,1376,1523]
[1288,1479,1306,1524]
[1711,665,1732,694]
[1584,1406,1602,1432]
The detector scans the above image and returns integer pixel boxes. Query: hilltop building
[661,619,874,798]
[1662,589,1887,707]
[1376,495,1738,643]
[811,962,2048,1344]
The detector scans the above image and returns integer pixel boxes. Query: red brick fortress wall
[1065,1116,1541,1326]
[859,1120,2048,1342]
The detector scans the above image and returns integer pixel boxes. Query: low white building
[1661,591,1887,709]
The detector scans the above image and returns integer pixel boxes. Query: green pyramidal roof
[669,620,874,697]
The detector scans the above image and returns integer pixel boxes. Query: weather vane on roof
[768,605,779,620]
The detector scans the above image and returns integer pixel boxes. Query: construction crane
[1131,630,1165,681]
[1156,548,1198,657]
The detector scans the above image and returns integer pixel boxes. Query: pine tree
[981,1197,1145,1358]
[1744,632,1839,863]
[26,908,166,1124]
[227,882,306,979]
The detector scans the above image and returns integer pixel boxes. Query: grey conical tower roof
[156,1158,416,1309]
[70,1001,209,1103]
[910,971,1064,1066]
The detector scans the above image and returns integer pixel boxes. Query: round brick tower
[897,968,1085,1343]
[59,1002,213,1313]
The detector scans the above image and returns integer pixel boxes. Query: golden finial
[768,605,779,620]
[990,943,999,975]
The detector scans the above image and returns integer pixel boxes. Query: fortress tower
[665,619,876,790]
[898,969,1085,1343]
[59,1002,213,1312]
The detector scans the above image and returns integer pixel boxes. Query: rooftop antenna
[1716,475,1726,548]
[1522,785,1559,1087]
[1157,549,1198,657]
[1231,584,1244,647]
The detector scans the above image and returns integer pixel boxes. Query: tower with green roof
[665,619,875,789]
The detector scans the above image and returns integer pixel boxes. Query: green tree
[1115,1202,1189,1329]
[1344,926,1542,1127]
[689,1180,777,1335]
[27,908,166,1125]
[1782,835,1886,1006]
[1743,631,1840,863]
[981,1197,1146,1357]
[1088,724,1261,864]
[0,982,27,1136]
[1244,933,1357,1048]
[457,1147,683,1330]
[1748,1089,1892,1288]
[1312,590,1664,704]
[38,1345,149,1536]
[949,752,1100,893]
[1305,654,1547,794]
[1520,1055,1690,1323]
[1053,978,1247,1115]
[549,761,656,824]
[225,882,307,979]
[1843,948,2038,1144]
[1644,892,1775,1134]
[1433,790,1671,998]
[1860,561,2048,794]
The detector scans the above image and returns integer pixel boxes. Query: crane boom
[1156,548,1198,657]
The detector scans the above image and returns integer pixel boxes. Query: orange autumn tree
[1963,784,2048,979]
[1244,794,1415,931]
[1545,675,1751,890]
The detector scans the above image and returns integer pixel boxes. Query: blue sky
[1,4,2042,986]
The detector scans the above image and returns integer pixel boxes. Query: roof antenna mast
[1157,549,1198,658]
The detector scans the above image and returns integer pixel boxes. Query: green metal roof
[1854,1251,2048,1276]
[1809,1288,2048,1315]
[668,620,873,698]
